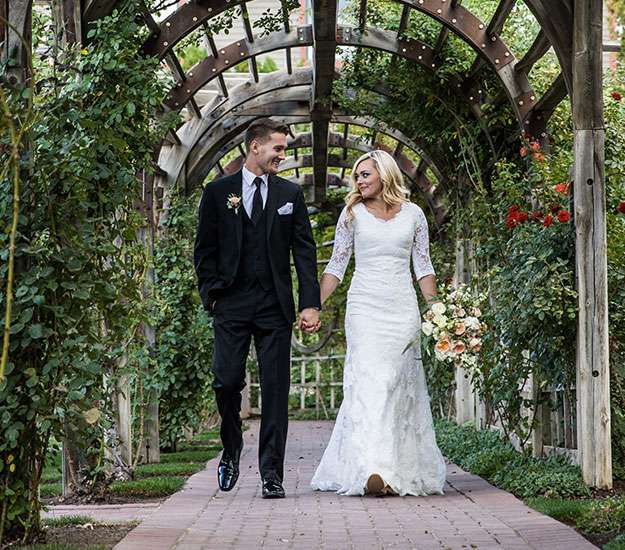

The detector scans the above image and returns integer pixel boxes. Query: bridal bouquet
[421,284,486,371]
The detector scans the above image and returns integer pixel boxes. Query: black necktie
[251,177,264,225]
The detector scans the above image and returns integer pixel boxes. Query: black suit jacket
[194,171,321,323]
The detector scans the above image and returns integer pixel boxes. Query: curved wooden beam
[522,0,573,94]
[156,69,313,197]
[145,0,536,125]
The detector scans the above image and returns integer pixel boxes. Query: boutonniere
[227,193,242,214]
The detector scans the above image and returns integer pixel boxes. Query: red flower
[532,211,543,221]
[617,201,625,214]
[533,152,545,162]
[529,141,541,152]
[557,210,571,222]
[554,183,569,194]
[520,146,528,158]
[612,91,622,101]
[505,209,529,229]
[543,214,554,227]
[551,204,562,213]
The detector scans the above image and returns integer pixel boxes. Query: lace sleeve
[323,207,354,282]
[412,206,435,280]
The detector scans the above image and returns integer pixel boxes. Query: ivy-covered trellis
[0,0,622,546]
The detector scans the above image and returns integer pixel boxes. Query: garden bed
[40,429,222,506]
[15,516,137,550]
[434,420,625,549]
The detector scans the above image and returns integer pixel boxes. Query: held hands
[298,307,321,333]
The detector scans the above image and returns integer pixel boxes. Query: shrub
[435,420,590,498]
[576,497,625,535]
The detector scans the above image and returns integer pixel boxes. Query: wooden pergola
[1,0,613,487]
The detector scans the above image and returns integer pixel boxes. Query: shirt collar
[242,165,268,188]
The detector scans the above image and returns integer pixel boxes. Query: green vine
[0,1,176,543]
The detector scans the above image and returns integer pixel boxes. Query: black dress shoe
[217,444,242,491]
[262,477,285,499]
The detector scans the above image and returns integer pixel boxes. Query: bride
[310,149,447,496]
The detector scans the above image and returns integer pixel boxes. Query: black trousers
[211,281,292,481]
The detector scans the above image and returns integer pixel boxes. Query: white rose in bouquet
[433,313,447,328]
[431,302,446,316]
[421,321,434,336]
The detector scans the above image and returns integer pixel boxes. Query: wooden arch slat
[165,26,312,110]
[157,69,452,206]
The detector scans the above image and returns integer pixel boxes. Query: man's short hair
[244,118,289,151]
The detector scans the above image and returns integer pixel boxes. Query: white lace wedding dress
[310,201,447,496]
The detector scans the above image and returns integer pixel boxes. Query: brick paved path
[112,421,595,550]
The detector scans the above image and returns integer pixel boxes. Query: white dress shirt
[241,165,268,218]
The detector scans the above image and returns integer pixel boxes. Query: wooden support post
[455,367,474,425]
[59,0,82,45]
[315,356,321,417]
[530,373,544,458]
[2,0,32,86]
[139,323,160,464]
[140,393,160,463]
[453,238,475,425]
[300,358,306,410]
[115,374,133,466]
[139,173,160,463]
[573,0,612,489]
[310,0,338,204]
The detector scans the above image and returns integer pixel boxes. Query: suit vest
[232,206,273,291]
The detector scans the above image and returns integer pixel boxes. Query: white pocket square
[277,202,293,215]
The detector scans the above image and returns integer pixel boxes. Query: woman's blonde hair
[345,149,410,218]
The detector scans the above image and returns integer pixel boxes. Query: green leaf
[67,258,82,272]
[28,324,44,339]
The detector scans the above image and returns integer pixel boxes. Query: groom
[194,118,321,498]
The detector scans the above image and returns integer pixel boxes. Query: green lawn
[604,534,625,549]
[134,462,205,477]
[109,476,186,498]
[159,448,220,464]
[42,516,96,527]
[525,497,592,524]
[40,427,223,501]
